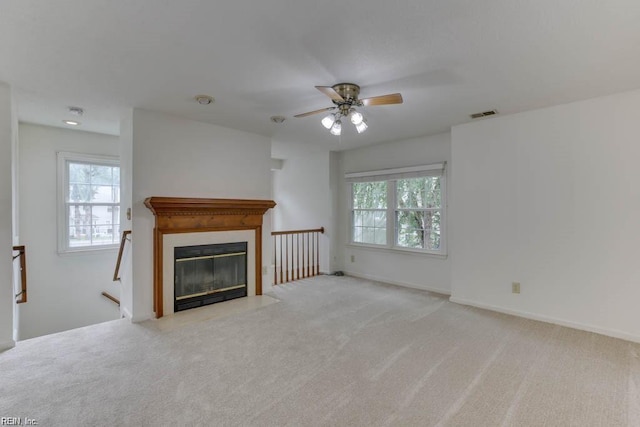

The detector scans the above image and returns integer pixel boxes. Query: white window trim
[57,151,120,254]
[347,163,447,256]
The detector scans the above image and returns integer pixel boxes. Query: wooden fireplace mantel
[144,197,276,318]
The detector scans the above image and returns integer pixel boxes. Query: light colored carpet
[1,275,639,426]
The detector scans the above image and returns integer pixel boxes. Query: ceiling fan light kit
[355,119,368,134]
[329,119,342,136]
[350,110,364,125]
[321,114,335,129]
[294,83,403,136]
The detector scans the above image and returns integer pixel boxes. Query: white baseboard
[131,312,153,323]
[121,307,133,320]
[344,271,451,296]
[0,340,16,352]
[449,296,640,344]
[119,304,150,323]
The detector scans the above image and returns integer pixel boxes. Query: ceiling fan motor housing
[332,83,361,115]
[332,83,360,100]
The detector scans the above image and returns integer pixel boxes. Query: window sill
[346,243,448,259]
[58,245,119,256]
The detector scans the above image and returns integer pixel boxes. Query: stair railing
[113,230,132,282]
[271,227,324,285]
[12,245,27,304]
[101,291,120,306]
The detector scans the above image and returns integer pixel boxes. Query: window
[352,181,387,245]
[58,152,120,253]
[347,163,446,255]
[396,176,442,250]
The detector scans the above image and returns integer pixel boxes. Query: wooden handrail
[101,291,120,307]
[113,230,132,281]
[12,245,27,304]
[271,227,324,236]
[272,227,324,285]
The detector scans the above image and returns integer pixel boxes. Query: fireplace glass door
[174,242,247,312]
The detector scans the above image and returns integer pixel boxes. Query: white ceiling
[2,0,640,150]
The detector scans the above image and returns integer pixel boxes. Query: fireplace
[174,242,248,312]
[144,197,276,318]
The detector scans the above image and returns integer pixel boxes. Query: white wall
[11,86,19,342]
[450,89,640,342]
[0,83,15,350]
[337,133,452,294]
[130,109,272,321]
[17,124,121,340]
[271,140,333,273]
[118,110,134,319]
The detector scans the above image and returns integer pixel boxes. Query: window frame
[351,180,389,246]
[347,164,447,257]
[57,151,121,254]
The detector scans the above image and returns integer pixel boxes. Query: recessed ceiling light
[270,115,286,123]
[62,120,81,126]
[195,95,214,105]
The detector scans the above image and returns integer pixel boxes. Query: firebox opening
[174,241,247,312]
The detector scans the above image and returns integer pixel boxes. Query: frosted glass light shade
[350,111,364,125]
[330,120,342,136]
[321,114,335,129]
[355,120,368,134]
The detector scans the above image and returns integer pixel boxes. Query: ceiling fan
[294,83,403,135]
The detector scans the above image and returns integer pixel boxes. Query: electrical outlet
[350,255,355,263]
[512,282,521,294]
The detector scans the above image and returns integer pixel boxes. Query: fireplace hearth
[174,242,247,312]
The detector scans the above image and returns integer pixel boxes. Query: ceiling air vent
[470,110,498,119]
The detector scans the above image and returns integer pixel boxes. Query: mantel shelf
[144,197,276,217]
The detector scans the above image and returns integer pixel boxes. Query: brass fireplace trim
[175,251,247,263]
[144,197,276,318]
[176,284,247,301]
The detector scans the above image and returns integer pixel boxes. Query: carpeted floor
[1,275,639,426]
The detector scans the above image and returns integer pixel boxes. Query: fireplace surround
[144,197,276,318]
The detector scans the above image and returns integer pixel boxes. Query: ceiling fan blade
[360,93,403,106]
[294,107,335,118]
[315,86,344,102]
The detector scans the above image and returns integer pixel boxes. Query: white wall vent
[470,110,498,119]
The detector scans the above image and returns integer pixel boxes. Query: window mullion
[388,180,396,248]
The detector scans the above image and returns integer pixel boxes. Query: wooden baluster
[315,231,320,276]
[285,234,289,282]
[273,234,277,285]
[305,233,311,277]
[279,234,284,283]
[296,234,300,279]
[308,233,311,277]
[301,234,304,279]
[292,234,296,281]
[313,232,317,276]
[307,233,313,277]
[309,233,316,277]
